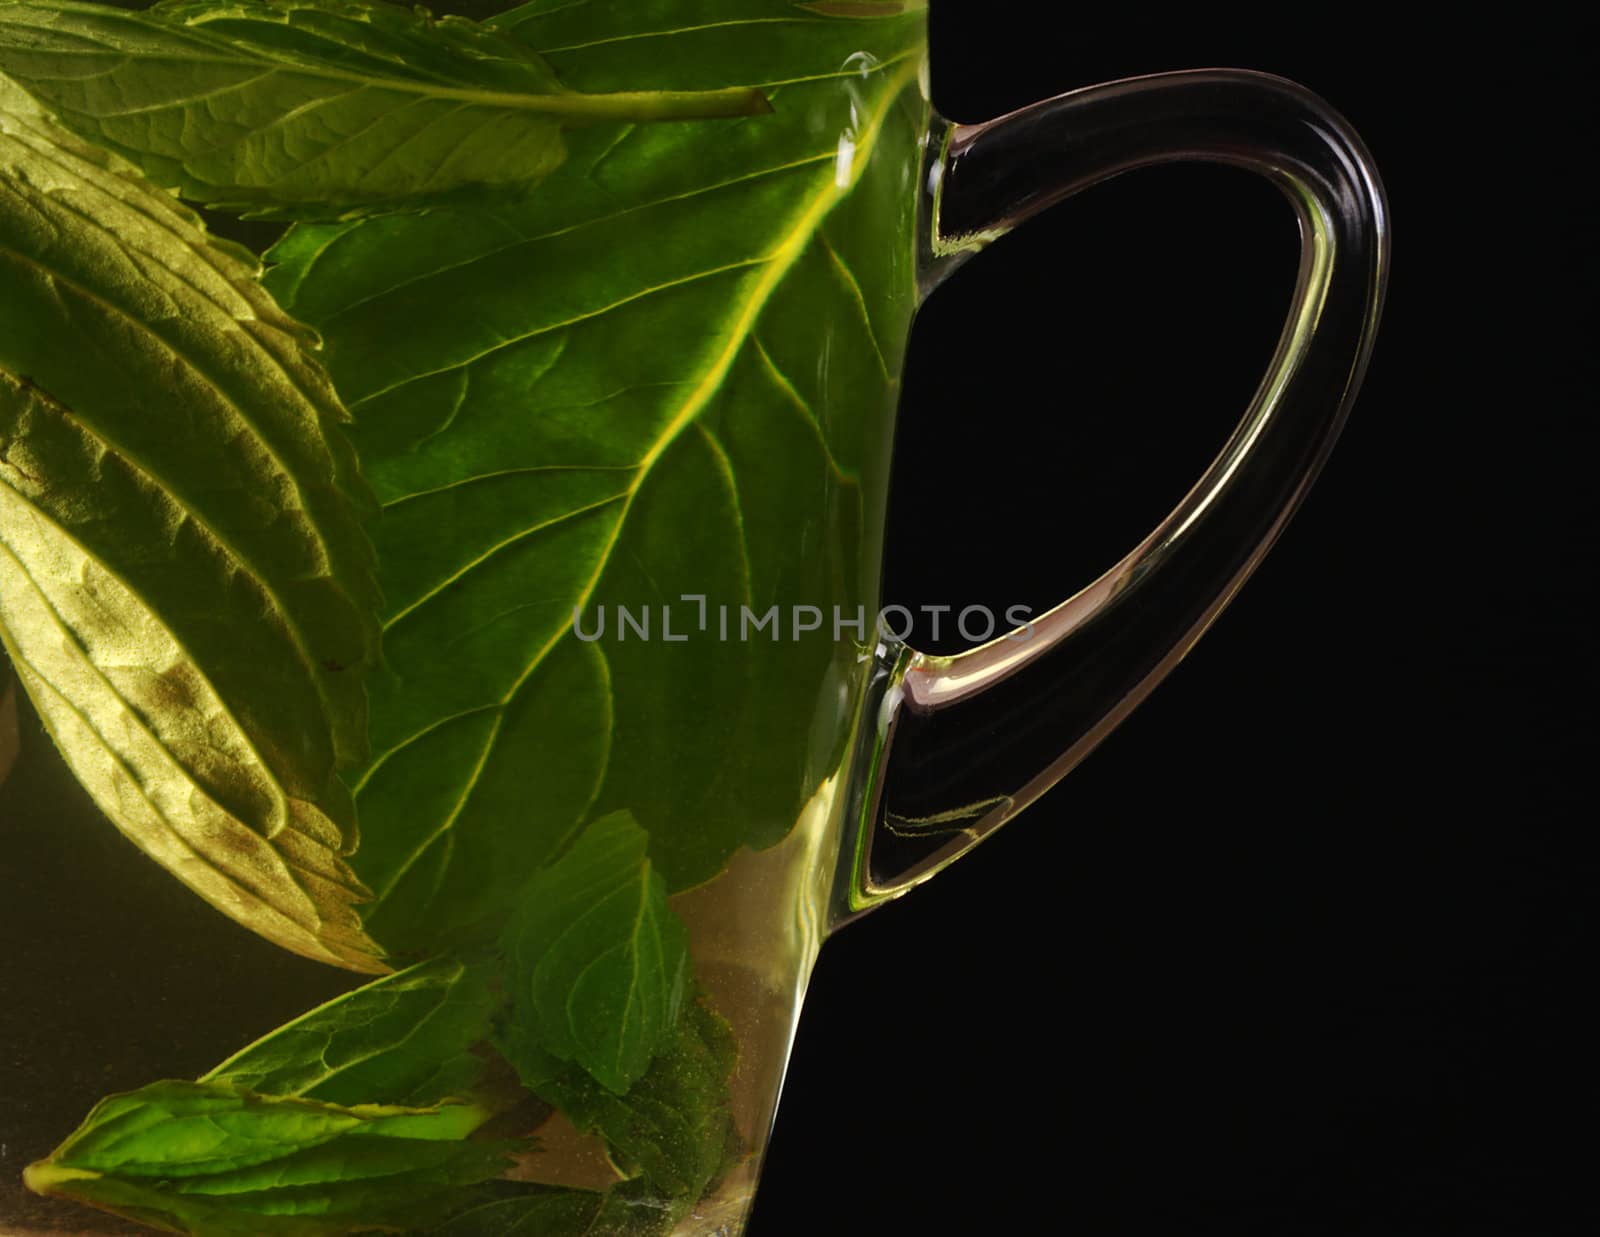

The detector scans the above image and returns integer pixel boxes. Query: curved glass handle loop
[834,69,1389,923]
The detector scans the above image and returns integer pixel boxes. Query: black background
[749,9,1592,1237]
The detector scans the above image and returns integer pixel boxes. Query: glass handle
[835,69,1389,921]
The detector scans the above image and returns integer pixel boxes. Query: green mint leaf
[499,995,741,1205]
[499,811,690,1095]
[0,75,384,972]
[0,0,769,220]
[23,1080,515,1237]
[262,2,926,948]
[204,954,500,1106]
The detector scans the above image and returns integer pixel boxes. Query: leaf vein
[381,490,627,633]
[351,703,502,795]
[350,257,766,406]
[490,58,919,716]
[819,229,890,379]
[316,152,835,326]
[380,463,637,511]
[534,16,812,54]
[692,422,752,608]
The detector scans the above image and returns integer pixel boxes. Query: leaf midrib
[512,55,922,703]
[359,56,921,907]
[21,39,766,122]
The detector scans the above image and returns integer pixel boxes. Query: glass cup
[0,2,1386,1233]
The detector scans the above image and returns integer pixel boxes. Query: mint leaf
[500,811,690,1095]
[0,0,769,220]
[0,76,383,971]
[262,1,927,948]
[500,996,741,1204]
[23,1081,515,1237]
[205,954,500,1106]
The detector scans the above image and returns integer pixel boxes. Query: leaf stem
[544,87,772,122]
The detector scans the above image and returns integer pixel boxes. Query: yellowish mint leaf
[0,76,384,972]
